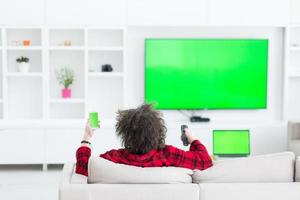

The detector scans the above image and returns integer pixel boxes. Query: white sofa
[59,152,300,200]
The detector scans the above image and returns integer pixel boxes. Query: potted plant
[55,67,75,98]
[16,56,30,73]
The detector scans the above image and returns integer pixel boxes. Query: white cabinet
[283,27,300,121]
[127,0,208,26]
[208,0,289,26]
[0,130,44,164]
[45,0,126,26]
[45,129,82,163]
[44,128,121,164]
[0,0,44,25]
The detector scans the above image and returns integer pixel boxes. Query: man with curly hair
[76,104,212,176]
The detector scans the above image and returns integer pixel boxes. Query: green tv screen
[213,130,250,156]
[145,39,268,109]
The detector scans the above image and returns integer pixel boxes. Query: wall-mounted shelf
[88,72,124,78]
[88,47,124,51]
[7,46,43,50]
[49,98,85,104]
[6,72,43,77]
[49,46,85,51]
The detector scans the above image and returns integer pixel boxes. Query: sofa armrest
[60,163,74,186]
[296,157,300,182]
[59,163,88,200]
[60,163,87,185]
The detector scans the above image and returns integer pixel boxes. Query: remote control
[181,125,189,146]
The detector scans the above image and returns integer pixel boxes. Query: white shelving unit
[0,26,125,167]
[283,25,300,121]
[0,26,126,121]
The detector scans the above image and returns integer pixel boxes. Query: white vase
[18,62,30,73]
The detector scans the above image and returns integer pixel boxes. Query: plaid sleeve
[167,140,213,170]
[75,146,91,176]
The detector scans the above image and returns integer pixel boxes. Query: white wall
[0,0,290,26]
[207,0,289,26]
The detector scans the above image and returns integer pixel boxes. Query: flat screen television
[213,130,250,156]
[145,39,268,109]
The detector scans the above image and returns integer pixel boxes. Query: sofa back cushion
[193,152,295,183]
[88,156,193,184]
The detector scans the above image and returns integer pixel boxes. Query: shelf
[289,46,300,51]
[7,78,43,119]
[7,46,42,50]
[49,98,85,104]
[6,28,42,46]
[7,50,42,73]
[88,29,123,47]
[88,72,124,78]
[7,72,43,77]
[88,50,123,72]
[50,103,85,119]
[287,78,300,121]
[49,46,84,51]
[288,74,300,78]
[49,29,84,47]
[287,68,300,78]
[289,24,300,28]
[49,51,84,99]
[88,47,124,51]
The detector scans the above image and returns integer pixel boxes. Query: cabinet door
[45,128,121,164]
[0,0,44,25]
[208,0,289,26]
[45,0,126,26]
[0,130,44,164]
[127,0,208,26]
[45,129,82,164]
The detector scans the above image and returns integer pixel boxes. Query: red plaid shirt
[76,140,212,176]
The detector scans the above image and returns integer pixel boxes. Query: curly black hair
[115,104,167,155]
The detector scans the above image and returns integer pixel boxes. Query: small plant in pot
[16,56,30,73]
[55,67,74,98]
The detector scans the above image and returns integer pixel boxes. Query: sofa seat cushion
[193,152,295,183]
[88,156,193,184]
[60,183,199,200]
[198,183,300,200]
